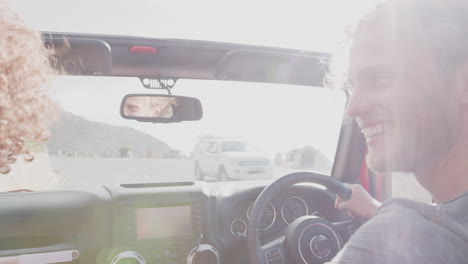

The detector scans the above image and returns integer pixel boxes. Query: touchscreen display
[136,205,192,239]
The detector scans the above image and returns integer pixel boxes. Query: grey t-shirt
[329,193,468,263]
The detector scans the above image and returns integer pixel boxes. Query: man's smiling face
[346,18,462,173]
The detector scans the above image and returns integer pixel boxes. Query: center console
[112,202,203,264]
[108,184,209,264]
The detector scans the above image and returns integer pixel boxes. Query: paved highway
[49,157,305,190]
[51,158,196,190]
[2,157,430,203]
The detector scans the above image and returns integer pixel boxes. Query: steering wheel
[247,172,362,264]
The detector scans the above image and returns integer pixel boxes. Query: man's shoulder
[376,197,436,219]
[378,194,468,227]
[330,198,468,263]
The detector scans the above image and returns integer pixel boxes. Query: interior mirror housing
[120,94,203,123]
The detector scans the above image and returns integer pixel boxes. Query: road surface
[0,157,431,203]
[49,157,307,190]
[51,158,195,190]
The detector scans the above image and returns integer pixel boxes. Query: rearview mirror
[120,94,203,123]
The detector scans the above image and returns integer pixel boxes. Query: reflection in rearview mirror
[124,96,176,118]
[120,94,203,123]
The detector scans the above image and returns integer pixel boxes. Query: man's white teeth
[361,125,390,138]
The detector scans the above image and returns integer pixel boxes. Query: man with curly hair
[0,2,57,177]
[330,0,468,263]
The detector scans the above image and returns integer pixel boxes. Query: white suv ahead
[191,139,273,181]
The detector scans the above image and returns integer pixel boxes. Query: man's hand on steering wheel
[335,184,382,220]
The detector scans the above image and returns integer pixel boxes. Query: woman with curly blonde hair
[0,2,57,175]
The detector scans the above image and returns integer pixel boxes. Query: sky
[8,0,377,160]
[12,0,377,51]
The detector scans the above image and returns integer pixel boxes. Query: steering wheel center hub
[310,235,331,259]
[286,216,342,264]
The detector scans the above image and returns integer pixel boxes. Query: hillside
[47,112,179,158]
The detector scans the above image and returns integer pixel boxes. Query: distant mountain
[47,112,179,158]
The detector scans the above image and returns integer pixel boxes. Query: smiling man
[330,0,468,263]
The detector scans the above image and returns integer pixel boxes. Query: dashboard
[214,182,347,258]
[0,180,348,264]
[229,188,343,237]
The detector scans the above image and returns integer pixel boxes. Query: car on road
[192,139,273,181]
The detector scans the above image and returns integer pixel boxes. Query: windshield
[1,76,345,191]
